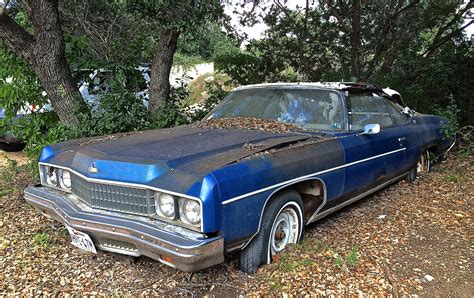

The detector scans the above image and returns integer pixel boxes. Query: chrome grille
[71,174,155,215]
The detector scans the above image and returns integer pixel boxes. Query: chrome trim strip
[308,172,408,223]
[222,147,406,205]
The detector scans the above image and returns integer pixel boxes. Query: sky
[223,0,474,42]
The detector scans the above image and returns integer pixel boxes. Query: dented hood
[48,126,316,177]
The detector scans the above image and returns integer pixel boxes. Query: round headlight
[182,199,201,225]
[59,169,71,190]
[156,193,175,218]
[45,167,58,186]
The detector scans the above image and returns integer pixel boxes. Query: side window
[383,98,408,124]
[347,92,394,131]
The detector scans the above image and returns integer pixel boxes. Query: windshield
[207,88,344,131]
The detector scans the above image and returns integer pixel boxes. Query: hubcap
[417,151,429,174]
[270,207,300,257]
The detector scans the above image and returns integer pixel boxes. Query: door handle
[398,137,406,142]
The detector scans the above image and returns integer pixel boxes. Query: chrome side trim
[222,147,406,205]
[308,172,408,223]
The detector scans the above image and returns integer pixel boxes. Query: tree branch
[365,1,420,80]
[423,20,473,57]
[0,11,35,61]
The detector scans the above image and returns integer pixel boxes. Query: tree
[123,1,224,114]
[319,0,473,81]
[0,0,88,126]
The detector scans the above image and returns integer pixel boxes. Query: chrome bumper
[24,186,224,272]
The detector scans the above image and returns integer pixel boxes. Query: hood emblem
[88,163,99,173]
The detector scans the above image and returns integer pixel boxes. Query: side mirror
[362,123,380,135]
[402,107,411,115]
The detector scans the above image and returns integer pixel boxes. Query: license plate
[66,225,97,254]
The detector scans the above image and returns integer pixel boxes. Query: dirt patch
[0,151,472,295]
[0,151,29,168]
[194,117,305,134]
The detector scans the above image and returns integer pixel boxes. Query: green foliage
[457,126,473,158]
[334,253,343,269]
[0,159,20,196]
[433,97,460,140]
[445,173,463,183]
[173,53,206,70]
[149,86,190,129]
[185,74,234,122]
[346,247,359,268]
[214,49,264,85]
[87,70,149,135]
[10,112,66,161]
[0,45,45,122]
[33,232,50,249]
[177,21,236,61]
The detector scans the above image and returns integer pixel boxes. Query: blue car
[25,83,453,272]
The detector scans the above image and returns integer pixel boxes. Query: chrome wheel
[417,150,430,175]
[269,206,300,257]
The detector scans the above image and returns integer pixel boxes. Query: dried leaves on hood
[194,117,304,134]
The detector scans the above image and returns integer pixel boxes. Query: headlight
[45,166,58,186]
[155,193,176,218]
[179,198,201,225]
[58,169,71,190]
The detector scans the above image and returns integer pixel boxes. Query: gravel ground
[0,150,472,296]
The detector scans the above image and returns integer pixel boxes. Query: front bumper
[24,186,224,272]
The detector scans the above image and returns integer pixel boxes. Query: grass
[346,247,359,268]
[445,173,463,183]
[33,232,50,249]
[0,158,21,196]
[334,254,343,269]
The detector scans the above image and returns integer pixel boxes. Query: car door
[338,91,406,203]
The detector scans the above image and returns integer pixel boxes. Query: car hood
[44,126,318,191]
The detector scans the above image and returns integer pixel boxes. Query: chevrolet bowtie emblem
[88,163,99,173]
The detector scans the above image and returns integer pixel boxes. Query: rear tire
[239,191,304,273]
[406,149,430,182]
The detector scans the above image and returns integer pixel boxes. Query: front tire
[239,191,304,273]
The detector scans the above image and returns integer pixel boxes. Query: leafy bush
[74,70,149,137]
[186,75,233,121]
[214,49,264,85]
[149,86,190,129]
[456,126,473,158]
[433,97,460,140]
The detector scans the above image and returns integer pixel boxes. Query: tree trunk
[350,0,362,81]
[0,0,88,127]
[148,29,180,114]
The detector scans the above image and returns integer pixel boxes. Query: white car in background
[78,66,151,109]
[1,67,151,151]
